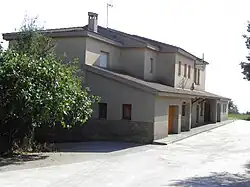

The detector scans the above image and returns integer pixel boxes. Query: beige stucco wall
[218,100,229,121]
[85,37,121,69]
[181,100,192,130]
[144,49,157,81]
[154,96,187,139]
[155,53,176,87]
[54,37,86,64]
[86,70,155,122]
[154,97,168,139]
[120,48,146,79]
[191,102,205,126]
[175,53,206,91]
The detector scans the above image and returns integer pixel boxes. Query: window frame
[149,58,154,74]
[223,104,227,113]
[182,104,186,116]
[197,69,200,85]
[188,65,191,78]
[178,61,182,76]
[122,104,132,120]
[200,103,203,116]
[98,103,107,119]
[99,51,109,68]
[184,64,187,77]
[194,68,197,84]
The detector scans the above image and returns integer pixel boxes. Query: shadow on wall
[168,172,250,187]
[0,154,48,168]
[55,141,142,153]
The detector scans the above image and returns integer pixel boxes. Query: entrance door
[168,106,176,134]
[196,105,199,123]
[204,102,211,122]
[217,103,221,122]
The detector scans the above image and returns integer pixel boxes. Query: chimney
[88,12,98,33]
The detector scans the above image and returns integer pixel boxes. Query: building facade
[3,12,230,143]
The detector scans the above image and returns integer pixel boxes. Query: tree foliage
[0,18,99,154]
[228,100,239,114]
[241,23,250,80]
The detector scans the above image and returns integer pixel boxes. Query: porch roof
[85,65,230,101]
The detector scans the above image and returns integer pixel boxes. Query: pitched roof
[2,25,208,63]
[85,65,230,100]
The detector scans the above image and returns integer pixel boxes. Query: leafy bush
[0,19,99,155]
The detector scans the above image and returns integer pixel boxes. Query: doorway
[168,106,176,134]
[196,105,199,123]
[217,103,221,122]
[204,102,211,122]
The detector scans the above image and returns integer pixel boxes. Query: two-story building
[3,12,230,143]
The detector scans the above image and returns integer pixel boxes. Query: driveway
[1,120,250,187]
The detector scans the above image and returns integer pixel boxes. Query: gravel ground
[1,120,250,187]
[0,141,151,172]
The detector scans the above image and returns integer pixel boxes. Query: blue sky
[1,0,250,112]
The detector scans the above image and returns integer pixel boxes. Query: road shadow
[168,172,250,187]
[56,141,143,153]
[0,154,48,167]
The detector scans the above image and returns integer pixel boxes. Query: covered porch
[166,97,229,136]
[180,97,229,133]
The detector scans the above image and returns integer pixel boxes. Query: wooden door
[168,106,176,134]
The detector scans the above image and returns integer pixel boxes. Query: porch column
[210,99,217,123]
[173,104,181,134]
[187,101,192,131]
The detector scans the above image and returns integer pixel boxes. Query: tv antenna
[107,2,113,28]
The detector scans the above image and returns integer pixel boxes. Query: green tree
[228,100,239,114]
[0,18,99,154]
[0,41,3,52]
[241,23,250,80]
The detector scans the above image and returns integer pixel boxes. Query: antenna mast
[107,2,113,28]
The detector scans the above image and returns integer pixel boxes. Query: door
[204,102,211,122]
[168,106,176,134]
[217,103,221,122]
[196,105,199,123]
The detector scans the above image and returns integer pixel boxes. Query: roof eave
[177,48,210,65]
[3,30,123,47]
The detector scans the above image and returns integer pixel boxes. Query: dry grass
[228,114,250,121]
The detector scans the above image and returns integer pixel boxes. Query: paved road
[1,120,250,187]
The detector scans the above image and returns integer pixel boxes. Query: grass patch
[228,114,250,121]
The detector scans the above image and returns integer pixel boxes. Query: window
[184,64,187,77]
[188,65,191,78]
[182,104,186,116]
[200,103,203,116]
[149,58,154,73]
[98,103,107,119]
[100,51,109,68]
[223,104,227,113]
[194,68,197,84]
[178,61,181,76]
[122,104,132,120]
[197,69,200,85]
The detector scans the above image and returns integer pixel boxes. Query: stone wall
[82,120,154,144]
[36,120,154,144]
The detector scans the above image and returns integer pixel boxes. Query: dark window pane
[182,104,186,116]
[178,61,181,76]
[200,103,203,116]
[99,103,107,119]
[122,104,132,120]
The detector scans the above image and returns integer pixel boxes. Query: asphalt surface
[1,120,250,187]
